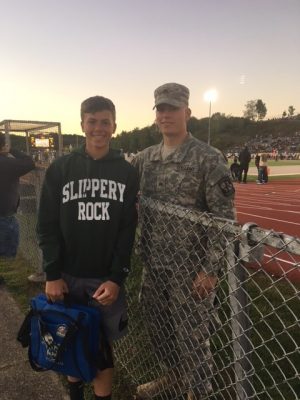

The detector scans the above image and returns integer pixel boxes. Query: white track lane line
[264,254,300,266]
[237,204,300,214]
[237,211,300,226]
[237,198,300,206]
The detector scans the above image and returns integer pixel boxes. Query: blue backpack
[17,293,113,382]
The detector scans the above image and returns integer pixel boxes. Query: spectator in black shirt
[254,153,260,180]
[230,157,241,181]
[238,146,251,184]
[0,133,35,257]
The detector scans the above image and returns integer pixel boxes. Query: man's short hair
[80,96,116,122]
[0,133,6,150]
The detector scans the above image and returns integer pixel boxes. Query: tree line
[7,100,300,154]
[243,99,296,121]
[110,114,300,153]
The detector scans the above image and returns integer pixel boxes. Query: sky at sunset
[1,0,299,135]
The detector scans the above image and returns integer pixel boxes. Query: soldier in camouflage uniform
[132,83,236,399]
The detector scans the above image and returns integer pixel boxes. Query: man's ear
[112,123,117,135]
[80,121,84,132]
[185,107,192,120]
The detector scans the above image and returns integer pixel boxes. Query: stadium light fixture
[204,89,218,145]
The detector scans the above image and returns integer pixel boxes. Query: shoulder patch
[217,176,235,197]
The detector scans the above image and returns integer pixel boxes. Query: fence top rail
[140,196,300,256]
[0,119,60,132]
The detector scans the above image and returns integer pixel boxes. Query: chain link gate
[115,196,300,400]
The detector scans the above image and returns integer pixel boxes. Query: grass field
[249,160,300,167]
[240,159,300,180]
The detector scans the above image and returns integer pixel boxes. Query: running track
[235,179,300,283]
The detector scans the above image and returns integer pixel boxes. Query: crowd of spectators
[227,133,300,160]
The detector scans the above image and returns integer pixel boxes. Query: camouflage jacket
[132,133,235,219]
[132,133,236,275]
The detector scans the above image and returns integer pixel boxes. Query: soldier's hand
[193,271,218,299]
[45,279,69,302]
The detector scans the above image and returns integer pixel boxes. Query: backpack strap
[17,308,34,347]
[95,326,114,370]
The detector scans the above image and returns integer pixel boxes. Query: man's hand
[45,279,69,302]
[93,281,120,306]
[193,271,218,299]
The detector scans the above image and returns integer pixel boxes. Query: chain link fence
[115,196,300,400]
[16,176,300,399]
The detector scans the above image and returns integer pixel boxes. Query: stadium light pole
[204,89,218,146]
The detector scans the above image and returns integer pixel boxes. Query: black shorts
[62,273,128,342]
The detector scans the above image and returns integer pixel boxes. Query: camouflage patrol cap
[153,83,189,109]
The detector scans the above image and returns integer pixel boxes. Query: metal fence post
[227,241,254,399]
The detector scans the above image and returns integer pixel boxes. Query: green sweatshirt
[37,146,138,285]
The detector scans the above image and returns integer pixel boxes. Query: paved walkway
[0,284,69,400]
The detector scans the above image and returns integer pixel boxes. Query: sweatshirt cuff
[109,265,130,286]
[45,270,62,281]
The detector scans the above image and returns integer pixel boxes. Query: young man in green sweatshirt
[37,96,139,400]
